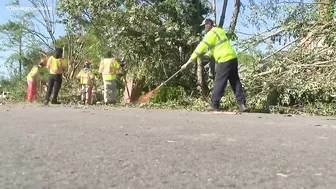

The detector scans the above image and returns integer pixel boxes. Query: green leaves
[59,0,210,86]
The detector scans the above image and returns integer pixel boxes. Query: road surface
[1,104,336,189]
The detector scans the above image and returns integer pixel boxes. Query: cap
[200,18,214,26]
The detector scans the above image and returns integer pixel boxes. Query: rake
[136,68,183,104]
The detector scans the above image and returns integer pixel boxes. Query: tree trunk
[63,33,85,80]
[190,0,209,100]
[218,0,228,28]
[197,57,209,101]
[228,0,241,34]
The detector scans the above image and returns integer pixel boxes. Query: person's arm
[114,60,124,76]
[76,71,82,79]
[99,59,104,73]
[114,60,120,71]
[61,59,68,72]
[29,66,38,85]
[89,73,95,85]
[89,72,94,79]
[46,56,53,69]
[189,30,217,62]
[35,75,41,89]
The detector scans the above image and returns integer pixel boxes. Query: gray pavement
[0,104,336,189]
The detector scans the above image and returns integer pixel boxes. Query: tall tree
[0,15,33,79]
[27,0,58,48]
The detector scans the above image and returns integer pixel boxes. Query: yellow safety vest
[190,27,237,63]
[100,58,120,81]
[48,56,67,74]
[27,65,40,82]
[77,70,93,85]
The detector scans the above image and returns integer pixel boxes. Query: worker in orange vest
[44,48,67,105]
[99,51,122,105]
[76,60,95,105]
[26,58,47,102]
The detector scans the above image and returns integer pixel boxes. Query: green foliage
[150,85,187,103]
[237,52,255,67]
[0,78,27,102]
[58,0,211,86]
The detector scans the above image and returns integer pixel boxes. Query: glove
[181,60,193,70]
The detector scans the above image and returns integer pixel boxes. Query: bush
[150,85,187,104]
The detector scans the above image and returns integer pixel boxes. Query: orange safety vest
[77,70,93,85]
[100,58,118,81]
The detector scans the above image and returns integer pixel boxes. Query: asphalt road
[1,104,336,189]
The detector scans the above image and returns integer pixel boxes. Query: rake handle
[156,68,182,90]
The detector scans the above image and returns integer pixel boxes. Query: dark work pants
[211,58,246,108]
[45,74,62,102]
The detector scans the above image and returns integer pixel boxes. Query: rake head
[136,89,158,104]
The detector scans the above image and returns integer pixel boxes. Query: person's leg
[32,82,37,101]
[228,59,247,112]
[45,75,55,103]
[111,80,117,104]
[81,85,86,103]
[86,85,92,105]
[103,80,110,104]
[51,74,62,103]
[27,80,34,102]
[209,61,232,110]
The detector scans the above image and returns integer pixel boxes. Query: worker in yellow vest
[99,51,121,105]
[181,18,248,112]
[44,48,67,105]
[26,58,47,102]
[76,60,95,105]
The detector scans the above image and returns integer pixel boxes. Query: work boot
[43,100,49,106]
[205,106,220,112]
[51,100,61,104]
[240,104,248,112]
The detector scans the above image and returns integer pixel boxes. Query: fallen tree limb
[259,38,300,63]
[256,59,336,77]
[238,28,285,55]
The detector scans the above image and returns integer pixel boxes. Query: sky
[0,0,66,77]
[0,0,279,77]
